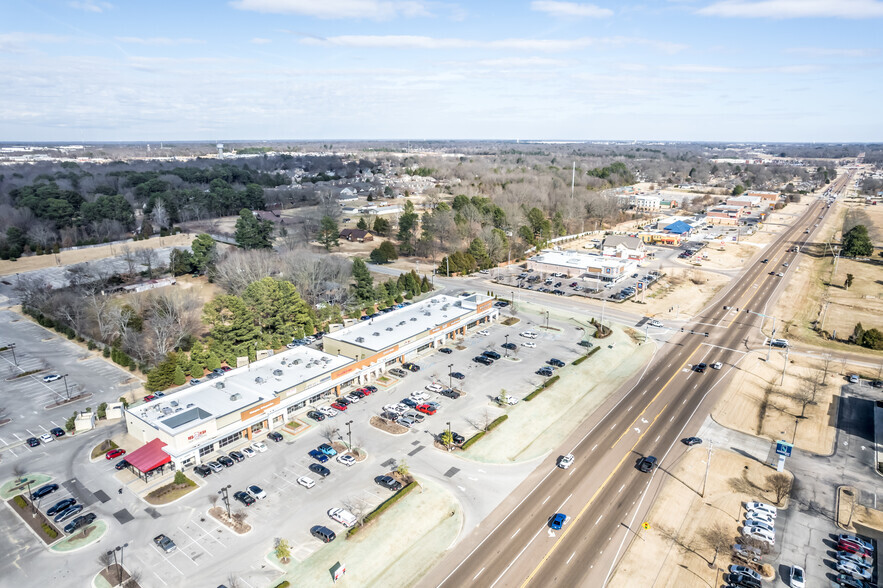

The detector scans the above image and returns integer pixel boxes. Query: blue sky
[2,0,882,142]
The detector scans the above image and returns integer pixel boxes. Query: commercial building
[124,294,496,470]
[706,205,743,225]
[528,249,637,282]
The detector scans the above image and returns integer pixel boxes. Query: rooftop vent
[255,377,265,384]
[170,401,178,407]
[355,337,365,343]
[273,369,283,377]
[186,403,194,408]
[214,382,225,389]
[398,321,406,326]
[410,317,418,322]
[373,332,380,336]
[293,359,301,365]
[230,393,242,401]
[424,312,431,316]
[386,327,393,331]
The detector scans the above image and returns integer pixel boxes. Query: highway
[422,175,852,588]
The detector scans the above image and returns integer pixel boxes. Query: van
[311,525,336,543]
[328,508,358,527]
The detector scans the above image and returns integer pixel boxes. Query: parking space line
[191,519,225,546]
[151,545,185,575]
[152,571,168,586]
[178,525,214,557]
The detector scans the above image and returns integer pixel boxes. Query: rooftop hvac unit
[273,369,283,376]
[398,321,406,326]
[356,337,365,343]
[410,317,417,321]
[174,407,183,413]
[170,401,178,407]
[322,358,331,363]
[186,403,195,408]
[214,382,225,389]
[293,359,301,365]
[373,332,380,336]
[424,312,431,316]
[230,393,242,401]
[281,359,287,364]
[386,327,393,331]
[442,304,449,310]
[255,377,265,384]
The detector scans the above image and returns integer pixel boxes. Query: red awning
[126,438,171,473]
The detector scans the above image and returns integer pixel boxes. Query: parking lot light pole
[116,543,128,586]
[345,420,353,450]
[4,342,16,365]
[219,484,232,519]
[504,334,510,357]
[61,373,70,399]
[447,364,453,389]
[107,549,118,586]
[24,480,35,514]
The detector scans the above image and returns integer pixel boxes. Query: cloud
[530,1,614,18]
[301,35,687,53]
[697,0,883,19]
[0,33,71,53]
[785,47,877,57]
[664,63,825,73]
[229,0,431,19]
[114,37,205,46]
[473,56,569,67]
[68,0,113,12]
[250,37,273,44]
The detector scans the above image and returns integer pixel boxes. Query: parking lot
[0,309,141,458]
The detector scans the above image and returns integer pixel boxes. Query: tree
[317,215,339,250]
[173,365,186,386]
[351,258,374,303]
[242,277,314,345]
[369,241,398,264]
[134,248,159,278]
[860,328,883,350]
[396,458,411,482]
[440,430,454,448]
[766,472,792,505]
[169,248,195,276]
[373,216,391,236]
[844,273,854,290]
[851,322,865,344]
[191,234,216,272]
[467,238,491,269]
[699,522,731,567]
[732,184,746,195]
[788,387,815,417]
[203,295,260,363]
[842,225,873,257]
[275,538,292,564]
[234,208,273,249]
[357,217,368,230]
[397,200,419,254]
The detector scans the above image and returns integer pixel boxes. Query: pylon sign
[642,522,650,530]
[775,440,793,457]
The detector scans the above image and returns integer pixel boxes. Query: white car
[476,329,490,336]
[711,362,723,370]
[392,403,409,415]
[744,502,777,517]
[520,331,538,339]
[836,560,872,580]
[319,407,337,418]
[409,391,430,402]
[425,383,444,393]
[741,526,774,545]
[648,320,663,328]
[42,374,62,383]
[250,441,268,453]
[743,519,774,533]
[558,454,574,469]
[521,341,536,348]
[241,447,256,458]
[40,433,53,443]
[789,565,805,588]
[327,507,357,527]
[745,510,774,525]
[336,454,356,466]
[297,476,315,489]
[246,484,267,500]
[503,395,519,405]
[344,393,361,403]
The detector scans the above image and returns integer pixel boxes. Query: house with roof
[339,228,374,242]
[601,235,647,261]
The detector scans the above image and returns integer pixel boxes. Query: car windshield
[792,569,803,581]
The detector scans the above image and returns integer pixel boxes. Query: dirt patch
[637,268,730,320]
[99,564,133,588]
[609,449,788,588]
[209,506,252,534]
[369,415,409,435]
[144,479,197,505]
[712,352,838,454]
[838,486,883,533]
[6,495,61,545]
[90,439,119,460]
[500,317,521,326]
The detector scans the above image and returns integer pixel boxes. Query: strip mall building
[124,294,496,470]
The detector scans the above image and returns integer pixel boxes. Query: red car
[220,366,232,372]
[143,395,156,402]
[416,404,437,415]
[357,387,371,396]
[106,448,126,460]
[331,402,348,411]
[838,540,871,555]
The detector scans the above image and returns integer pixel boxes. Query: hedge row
[274,582,291,588]
[525,375,561,401]
[13,495,27,508]
[572,346,601,366]
[347,482,417,538]
[42,523,58,539]
[461,414,510,450]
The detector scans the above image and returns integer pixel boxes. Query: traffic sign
[637,281,644,290]
[775,440,793,457]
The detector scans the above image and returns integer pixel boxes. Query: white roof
[325,294,484,352]
[531,250,634,270]
[132,347,352,435]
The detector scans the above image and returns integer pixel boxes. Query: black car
[311,525,336,543]
[27,437,40,447]
[402,363,420,372]
[114,459,130,471]
[725,574,761,588]
[54,504,83,523]
[401,398,418,408]
[537,367,554,376]
[494,300,509,307]
[364,385,378,394]
[451,432,465,445]
[267,431,284,442]
[63,512,96,534]
[193,464,212,477]
[307,411,325,422]
[309,463,330,477]
[501,342,517,350]
[233,491,255,506]
[473,356,493,365]
[352,390,367,399]
[438,347,453,354]
[548,358,565,367]
[577,340,593,348]
[483,350,501,360]
[50,427,65,437]
[637,456,657,473]
[229,451,245,462]
[439,388,461,399]
[30,483,59,500]
[682,437,702,446]
[217,455,235,468]
[336,397,351,407]
[380,411,400,422]
[376,475,403,491]
[694,363,707,373]
[47,497,77,516]
[451,372,466,380]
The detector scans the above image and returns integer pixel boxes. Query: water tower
[217,143,224,158]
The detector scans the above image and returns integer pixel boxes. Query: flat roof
[130,346,352,435]
[530,250,635,270]
[325,294,483,352]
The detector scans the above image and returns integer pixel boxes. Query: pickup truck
[153,534,177,553]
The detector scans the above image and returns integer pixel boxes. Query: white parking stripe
[151,570,168,586]
[177,525,214,557]
[191,520,224,546]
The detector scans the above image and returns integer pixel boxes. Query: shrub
[41,523,58,539]
[102,347,111,358]
[571,347,600,366]
[524,375,561,401]
[97,402,108,419]
[486,414,508,432]
[274,583,291,588]
[173,471,194,486]
[460,431,486,450]
[13,495,27,508]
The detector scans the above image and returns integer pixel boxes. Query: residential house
[601,235,647,261]
[339,229,374,243]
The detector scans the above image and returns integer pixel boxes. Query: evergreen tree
[397,200,419,254]
[372,216,390,236]
[191,234,216,272]
[203,295,261,361]
[169,248,195,275]
[234,208,274,249]
[421,275,431,292]
[352,258,375,303]
[173,365,186,386]
[842,225,873,257]
[357,217,368,230]
[242,277,314,345]
[318,215,340,250]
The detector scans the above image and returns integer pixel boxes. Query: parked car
[154,534,177,553]
[389,368,408,377]
[318,443,337,456]
[482,350,501,360]
[834,574,873,588]
[345,392,361,403]
[268,431,284,442]
[318,407,338,418]
[403,410,425,423]
[233,491,255,506]
[537,367,554,377]
[789,565,805,588]
[522,341,536,348]
[336,454,356,466]
[114,459,130,471]
[727,566,761,581]
[741,526,775,545]
[247,485,267,500]
[425,383,444,393]
[838,551,874,569]
[438,347,453,354]
[30,484,59,500]
[501,342,517,350]
[310,525,336,543]
[451,372,466,380]
[27,437,40,447]
[376,475,403,491]
[402,363,420,372]
[105,448,126,460]
[297,476,315,489]
[380,411,400,421]
[229,450,245,462]
[548,358,565,367]
[416,404,437,415]
[50,427,65,437]
[725,573,761,588]
[47,498,77,516]
[648,320,663,328]
[63,512,96,534]
[331,402,348,411]
[836,560,872,580]
[307,411,325,422]
[450,432,465,445]
[473,356,494,365]
[398,415,416,428]
[54,504,83,523]
[743,519,774,533]
[476,329,490,336]
[42,374,62,383]
[520,331,538,339]
[309,463,331,477]
[217,455,235,468]
[309,449,329,463]
[744,502,777,517]
[207,461,224,473]
[439,388,460,399]
[193,464,212,478]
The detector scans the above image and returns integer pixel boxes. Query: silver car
[398,416,416,428]
[402,410,425,423]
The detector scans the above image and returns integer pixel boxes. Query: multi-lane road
[423,181,847,587]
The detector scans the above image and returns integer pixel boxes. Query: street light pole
[219,485,232,519]
[345,420,353,451]
[504,334,509,357]
[4,343,16,365]
[448,363,453,389]
[107,550,118,586]
[61,373,70,399]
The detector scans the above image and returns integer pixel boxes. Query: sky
[2,0,883,142]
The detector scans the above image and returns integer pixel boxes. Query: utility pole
[780,346,790,385]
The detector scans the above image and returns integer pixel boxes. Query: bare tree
[134,248,159,279]
[123,569,142,588]
[787,387,815,418]
[120,244,136,276]
[320,424,338,444]
[142,290,201,363]
[97,550,114,569]
[225,574,240,588]
[766,472,793,505]
[699,522,731,567]
[213,249,278,295]
[27,222,57,250]
[152,200,170,230]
